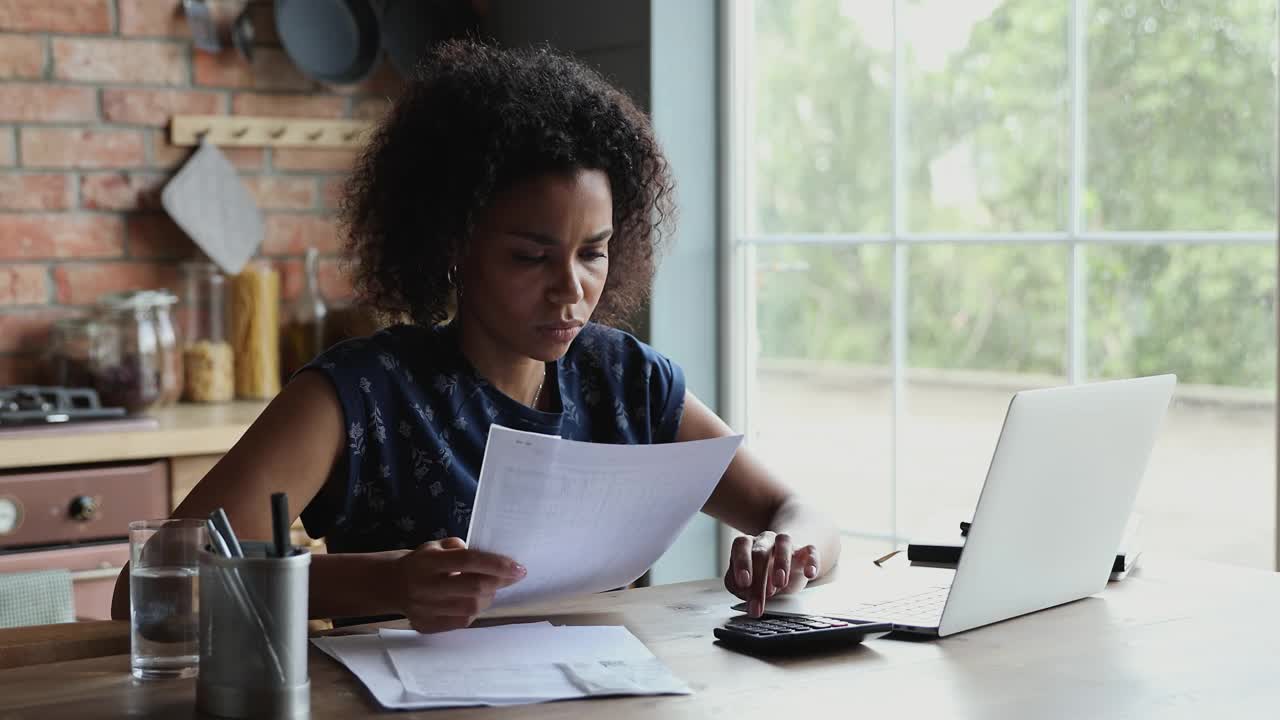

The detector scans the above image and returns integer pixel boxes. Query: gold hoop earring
[447,265,463,298]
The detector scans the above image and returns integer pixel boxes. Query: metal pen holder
[197,542,311,720]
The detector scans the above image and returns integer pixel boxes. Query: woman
[111,41,840,631]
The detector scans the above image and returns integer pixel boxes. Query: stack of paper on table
[312,622,691,710]
[314,425,736,709]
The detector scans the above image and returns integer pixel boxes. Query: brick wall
[0,0,403,385]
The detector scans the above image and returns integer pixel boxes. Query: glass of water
[129,518,205,680]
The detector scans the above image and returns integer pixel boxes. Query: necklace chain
[531,372,545,409]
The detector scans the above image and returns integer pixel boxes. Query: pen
[209,508,244,558]
[271,492,290,558]
[206,519,232,558]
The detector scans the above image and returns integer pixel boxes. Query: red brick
[0,174,71,210]
[117,0,185,37]
[0,0,110,33]
[320,176,347,210]
[242,175,316,210]
[0,128,13,166]
[53,38,188,86]
[194,47,313,92]
[351,97,393,121]
[22,128,146,169]
[326,58,404,97]
[80,172,166,211]
[149,128,264,170]
[232,93,347,119]
[125,213,198,260]
[263,214,341,255]
[0,264,48,305]
[149,130,187,168]
[319,257,354,302]
[273,148,356,173]
[0,352,40,384]
[0,214,123,260]
[0,34,45,79]
[0,307,72,353]
[0,84,97,122]
[54,262,182,305]
[103,89,225,127]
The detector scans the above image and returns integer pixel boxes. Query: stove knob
[69,495,98,522]
[0,497,19,535]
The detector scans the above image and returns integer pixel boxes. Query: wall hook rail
[170,115,374,148]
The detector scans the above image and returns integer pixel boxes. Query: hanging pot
[275,0,382,85]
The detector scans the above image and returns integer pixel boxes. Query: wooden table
[0,554,1277,719]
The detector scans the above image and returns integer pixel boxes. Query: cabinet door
[169,454,222,510]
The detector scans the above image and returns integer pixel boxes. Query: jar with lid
[45,316,98,389]
[151,289,183,406]
[90,291,171,414]
[181,261,235,403]
[229,259,281,400]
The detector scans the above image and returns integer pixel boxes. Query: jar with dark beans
[91,291,174,415]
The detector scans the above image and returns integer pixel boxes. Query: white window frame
[718,0,1278,563]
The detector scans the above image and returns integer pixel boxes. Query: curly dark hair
[340,40,675,328]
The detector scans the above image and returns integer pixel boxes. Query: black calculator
[713,613,891,654]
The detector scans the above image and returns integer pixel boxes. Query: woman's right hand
[391,537,527,633]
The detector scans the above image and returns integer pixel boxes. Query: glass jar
[151,290,183,406]
[90,292,167,414]
[45,316,98,389]
[229,259,281,400]
[181,261,234,403]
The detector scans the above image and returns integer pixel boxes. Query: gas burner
[0,386,127,425]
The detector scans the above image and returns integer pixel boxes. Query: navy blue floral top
[299,322,686,556]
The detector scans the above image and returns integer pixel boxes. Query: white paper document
[465,425,743,607]
[313,622,691,711]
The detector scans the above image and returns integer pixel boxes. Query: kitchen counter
[0,401,270,471]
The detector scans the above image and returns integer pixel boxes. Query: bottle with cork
[281,247,328,383]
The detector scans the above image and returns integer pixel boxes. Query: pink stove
[0,386,168,620]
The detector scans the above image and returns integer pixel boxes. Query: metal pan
[275,0,381,85]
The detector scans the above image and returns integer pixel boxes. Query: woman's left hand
[724,530,820,617]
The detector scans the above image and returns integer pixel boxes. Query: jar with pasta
[180,261,234,403]
[229,259,281,400]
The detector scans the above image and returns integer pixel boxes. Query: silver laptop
[746,374,1176,637]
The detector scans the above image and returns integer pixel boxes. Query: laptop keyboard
[847,586,949,625]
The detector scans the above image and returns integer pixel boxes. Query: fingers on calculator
[712,614,890,654]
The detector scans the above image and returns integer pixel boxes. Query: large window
[726,0,1279,568]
